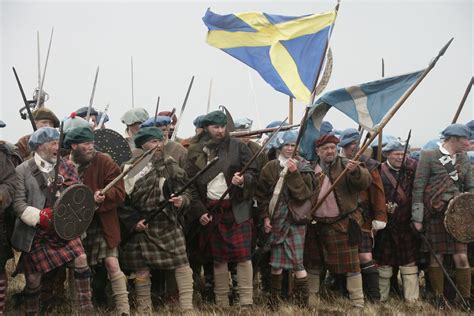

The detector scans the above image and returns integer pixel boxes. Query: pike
[206,78,213,113]
[86,66,100,122]
[230,124,299,138]
[96,103,110,130]
[219,105,236,132]
[37,31,41,89]
[120,156,220,246]
[451,76,473,124]
[36,27,54,109]
[391,129,411,202]
[13,67,37,131]
[171,75,195,141]
[412,223,470,312]
[153,96,161,126]
[311,38,454,222]
[377,58,386,162]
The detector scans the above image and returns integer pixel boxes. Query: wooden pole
[310,38,454,219]
[377,57,385,162]
[288,96,294,124]
[451,76,473,123]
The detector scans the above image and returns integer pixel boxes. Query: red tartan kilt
[374,226,418,266]
[304,223,360,274]
[23,230,85,274]
[200,205,253,263]
[424,216,467,255]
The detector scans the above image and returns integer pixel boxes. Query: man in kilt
[64,126,130,315]
[375,139,419,302]
[255,131,317,309]
[339,128,387,302]
[0,130,19,314]
[186,110,258,308]
[412,123,473,306]
[11,127,94,314]
[304,134,372,308]
[119,127,194,313]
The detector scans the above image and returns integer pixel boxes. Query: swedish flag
[203,9,336,103]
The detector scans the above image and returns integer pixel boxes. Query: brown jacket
[75,152,125,248]
[359,157,387,231]
[15,134,31,160]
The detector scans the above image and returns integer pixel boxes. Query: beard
[72,147,96,165]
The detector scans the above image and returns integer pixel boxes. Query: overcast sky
[1,0,472,146]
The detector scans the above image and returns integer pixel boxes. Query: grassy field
[3,258,470,315]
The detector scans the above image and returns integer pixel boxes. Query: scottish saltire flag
[300,70,424,160]
[202,9,336,103]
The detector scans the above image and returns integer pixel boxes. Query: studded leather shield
[53,184,95,240]
[94,129,132,166]
[444,192,474,243]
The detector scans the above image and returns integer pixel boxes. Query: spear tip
[439,37,454,56]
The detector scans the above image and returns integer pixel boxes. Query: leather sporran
[287,199,313,225]
[348,217,362,246]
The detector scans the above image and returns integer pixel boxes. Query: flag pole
[451,76,473,123]
[377,57,385,162]
[309,0,341,105]
[311,38,454,221]
[288,96,294,124]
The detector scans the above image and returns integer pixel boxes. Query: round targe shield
[444,192,474,243]
[94,129,132,166]
[53,184,95,240]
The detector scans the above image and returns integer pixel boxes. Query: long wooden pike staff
[13,67,37,131]
[311,38,454,223]
[35,27,54,109]
[207,78,213,113]
[171,75,195,141]
[451,76,473,123]
[153,96,161,125]
[86,66,100,122]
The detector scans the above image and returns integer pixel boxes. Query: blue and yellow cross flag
[300,70,425,160]
[202,8,336,103]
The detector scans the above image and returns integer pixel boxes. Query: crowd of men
[0,99,473,315]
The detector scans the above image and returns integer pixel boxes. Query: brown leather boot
[293,276,309,308]
[268,274,282,311]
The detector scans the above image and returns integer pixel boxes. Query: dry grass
[3,258,470,316]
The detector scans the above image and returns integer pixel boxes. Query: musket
[451,76,473,124]
[310,38,454,222]
[171,75,195,141]
[96,103,110,130]
[36,27,53,109]
[86,66,100,122]
[13,67,37,131]
[230,124,299,138]
[390,129,411,202]
[412,224,470,312]
[120,156,219,246]
[52,121,64,204]
[100,146,158,196]
[153,96,160,126]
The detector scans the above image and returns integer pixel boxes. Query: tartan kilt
[201,201,253,263]
[82,220,118,266]
[358,231,373,253]
[23,229,85,274]
[423,216,467,255]
[374,226,418,266]
[304,222,360,274]
[270,223,306,271]
[120,214,188,271]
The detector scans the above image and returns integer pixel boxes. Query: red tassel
[70,112,77,118]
